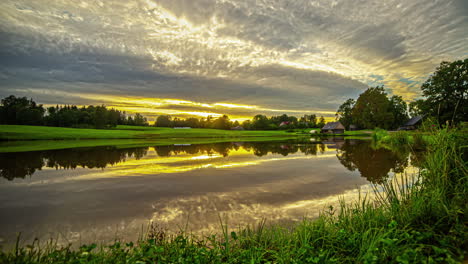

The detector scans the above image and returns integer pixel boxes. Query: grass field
[0,125,376,152]
[0,125,304,141]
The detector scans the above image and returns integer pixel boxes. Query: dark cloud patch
[0,28,364,112]
[337,24,407,61]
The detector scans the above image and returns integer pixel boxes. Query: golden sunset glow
[1,0,465,120]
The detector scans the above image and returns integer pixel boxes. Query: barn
[321,121,345,134]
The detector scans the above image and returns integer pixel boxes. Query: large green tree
[388,95,408,128]
[252,114,270,130]
[408,99,427,117]
[317,116,326,128]
[211,115,232,129]
[155,115,172,127]
[0,95,45,125]
[335,98,355,129]
[352,86,394,129]
[420,58,467,124]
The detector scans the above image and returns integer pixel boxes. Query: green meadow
[0,125,322,152]
[0,125,300,140]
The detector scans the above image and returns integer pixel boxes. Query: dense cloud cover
[0,0,467,120]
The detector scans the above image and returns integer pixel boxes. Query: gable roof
[404,115,424,126]
[322,121,345,130]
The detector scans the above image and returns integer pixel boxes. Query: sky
[0,0,467,122]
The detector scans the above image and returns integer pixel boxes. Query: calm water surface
[0,139,422,247]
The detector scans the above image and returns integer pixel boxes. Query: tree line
[336,58,467,130]
[0,95,148,128]
[155,114,327,130]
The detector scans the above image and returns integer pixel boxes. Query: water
[0,138,421,247]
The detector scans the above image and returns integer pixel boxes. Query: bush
[371,128,388,142]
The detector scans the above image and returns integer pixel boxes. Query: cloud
[0,0,467,119]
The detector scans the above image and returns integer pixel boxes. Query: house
[398,116,424,131]
[321,121,345,134]
[231,126,244,130]
[349,124,358,131]
[279,121,291,126]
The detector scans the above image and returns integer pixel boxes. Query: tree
[252,115,270,130]
[408,99,427,117]
[421,59,467,125]
[241,120,252,130]
[388,95,408,129]
[185,117,200,128]
[155,115,172,127]
[94,106,108,129]
[335,98,355,129]
[0,95,45,125]
[352,86,394,129]
[133,113,148,126]
[211,115,231,130]
[309,114,317,128]
[317,116,326,128]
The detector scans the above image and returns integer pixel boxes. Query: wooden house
[398,116,424,131]
[321,121,345,134]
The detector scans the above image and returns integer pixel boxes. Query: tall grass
[1,129,466,263]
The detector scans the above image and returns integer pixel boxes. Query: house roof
[404,116,424,126]
[322,121,345,130]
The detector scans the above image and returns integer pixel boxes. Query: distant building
[349,124,358,131]
[321,121,345,134]
[173,127,191,129]
[398,116,424,131]
[279,121,291,126]
[231,126,245,130]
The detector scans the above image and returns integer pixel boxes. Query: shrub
[371,128,388,142]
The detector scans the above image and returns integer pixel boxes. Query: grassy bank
[0,125,303,141]
[1,128,466,263]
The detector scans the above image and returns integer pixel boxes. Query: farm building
[398,116,424,130]
[321,121,345,134]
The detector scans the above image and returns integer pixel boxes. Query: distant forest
[0,94,326,130]
[154,114,326,130]
[0,95,148,129]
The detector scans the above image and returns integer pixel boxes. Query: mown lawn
[0,125,298,140]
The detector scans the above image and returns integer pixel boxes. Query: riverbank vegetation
[336,59,467,130]
[1,127,466,263]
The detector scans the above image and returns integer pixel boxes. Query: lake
[0,138,422,247]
